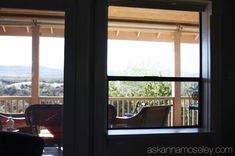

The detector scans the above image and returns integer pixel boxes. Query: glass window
[39,37,64,98]
[107,6,200,129]
[181,43,200,77]
[108,40,174,77]
[0,36,32,113]
[0,36,32,97]
[0,8,64,155]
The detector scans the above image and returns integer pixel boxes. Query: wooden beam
[50,27,54,34]
[115,30,119,37]
[194,34,199,40]
[31,25,40,105]
[174,31,181,77]
[109,21,179,32]
[109,6,199,25]
[108,30,173,42]
[136,31,140,38]
[156,32,161,39]
[0,8,64,18]
[0,27,32,36]
[26,26,30,33]
[173,31,182,126]
[2,26,6,32]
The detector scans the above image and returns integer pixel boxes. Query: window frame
[106,0,212,134]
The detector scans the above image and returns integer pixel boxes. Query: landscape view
[0,36,64,113]
[0,38,199,98]
[0,37,199,122]
[0,66,63,96]
[108,40,199,98]
[0,36,64,97]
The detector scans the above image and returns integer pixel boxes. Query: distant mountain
[40,66,63,78]
[0,66,63,78]
[108,66,199,77]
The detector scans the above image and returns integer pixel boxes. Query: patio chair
[25,104,63,148]
[110,105,171,128]
[108,104,117,128]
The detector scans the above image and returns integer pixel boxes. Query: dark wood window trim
[106,0,212,135]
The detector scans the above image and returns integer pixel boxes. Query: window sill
[108,128,211,136]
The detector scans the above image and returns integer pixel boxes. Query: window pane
[0,8,64,155]
[108,81,199,128]
[108,40,174,77]
[108,39,200,77]
[108,6,200,78]
[0,36,32,97]
[181,43,200,77]
[107,6,201,130]
[39,37,64,98]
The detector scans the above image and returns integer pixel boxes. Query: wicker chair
[109,105,171,128]
[25,104,63,148]
[108,104,117,128]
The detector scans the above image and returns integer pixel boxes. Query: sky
[108,40,174,76]
[0,36,199,77]
[0,36,64,69]
[108,40,199,77]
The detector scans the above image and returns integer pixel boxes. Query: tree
[143,82,171,97]
[109,81,172,97]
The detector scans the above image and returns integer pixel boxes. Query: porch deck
[43,147,63,156]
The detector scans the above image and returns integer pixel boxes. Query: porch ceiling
[0,8,64,37]
[108,6,199,43]
[108,6,199,25]
[0,7,199,43]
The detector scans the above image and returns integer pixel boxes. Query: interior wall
[106,0,234,155]
[0,0,234,156]
[217,0,235,146]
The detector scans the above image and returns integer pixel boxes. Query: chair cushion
[46,126,63,139]
[44,110,63,139]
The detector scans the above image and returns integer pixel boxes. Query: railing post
[173,31,182,126]
[31,25,40,105]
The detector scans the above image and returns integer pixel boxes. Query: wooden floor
[40,128,63,156]
[42,147,63,156]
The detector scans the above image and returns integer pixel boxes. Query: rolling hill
[0,66,63,78]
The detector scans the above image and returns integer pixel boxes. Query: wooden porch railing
[0,96,31,114]
[109,96,198,126]
[39,96,63,104]
[0,96,63,113]
[0,96,197,126]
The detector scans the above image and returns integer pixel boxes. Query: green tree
[143,82,171,97]
[109,81,172,97]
